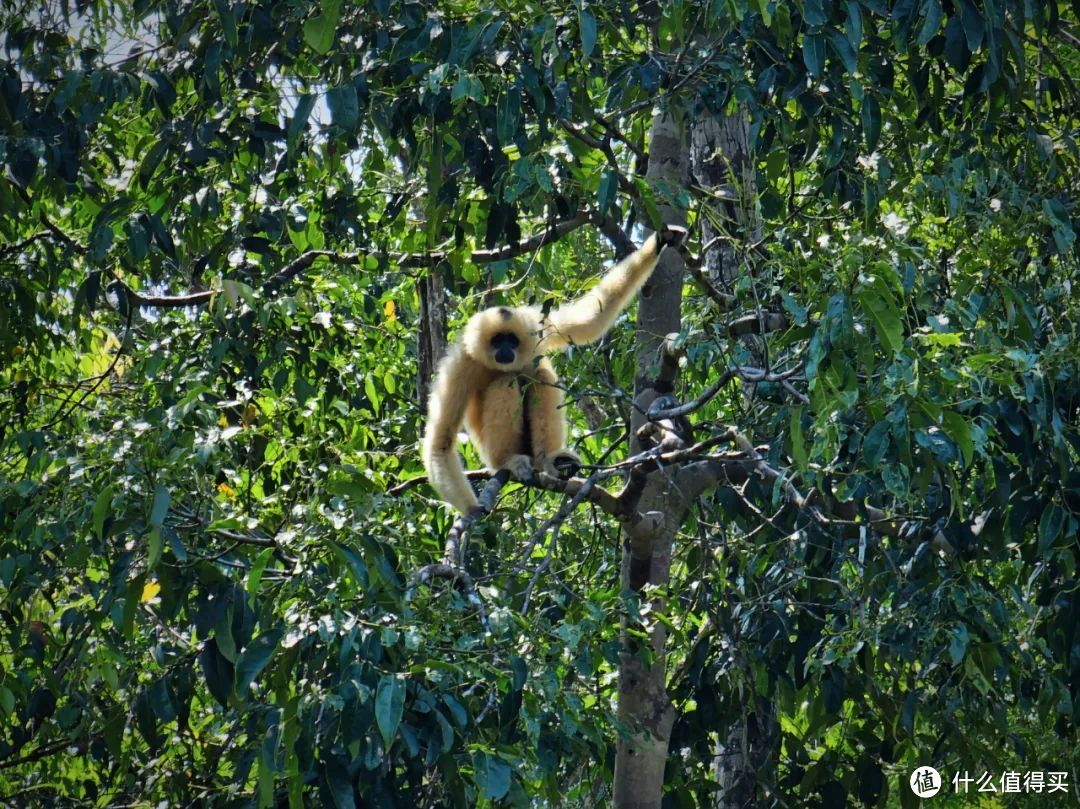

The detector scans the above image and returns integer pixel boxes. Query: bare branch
[516,475,601,613]
[513,475,601,577]
[590,213,637,258]
[647,365,802,421]
[106,213,601,309]
[687,261,737,309]
[0,232,52,260]
[408,472,511,630]
[407,563,489,631]
[726,312,790,337]
[388,468,489,496]
[442,470,511,567]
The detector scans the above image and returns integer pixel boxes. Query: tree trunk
[689,111,761,285]
[416,269,447,412]
[689,107,776,809]
[612,109,688,809]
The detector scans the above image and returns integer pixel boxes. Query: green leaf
[828,27,857,73]
[803,32,826,77]
[858,289,902,354]
[822,670,844,713]
[474,751,512,800]
[958,0,985,51]
[288,94,316,143]
[148,526,163,569]
[949,624,970,664]
[861,94,881,150]
[443,693,467,726]
[144,70,177,111]
[882,463,909,497]
[215,601,238,663]
[330,541,369,589]
[375,674,406,749]
[511,655,528,692]
[451,73,485,104]
[137,141,167,187]
[147,485,170,568]
[941,412,973,467]
[789,407,808,471]
[303,15,334,54]
[364,373,381,413]
[235,628,284,698]
[597,169,617,216]
[247,547,275,601]
[257,744,274,807]
[93,485,114,540]
[1039,505,1065,554]
[434,708,454,753]
[943,14,969,70]
[497,90,521,144]
[150,485,170,528]
[134,689,161,750]
[324,757,355,809]
[326,84,359,132]
[901,691,919,733]
[862,421,890,467]
[199,638,235,708]
[213,0,237,48]
[802,0,828,26]
[917,332,962,348]
[303,0,341,54]
[915,0,942,46]
[580,8,597,56]
[845,1,862,48]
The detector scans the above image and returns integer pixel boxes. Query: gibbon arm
[542,231,665,351]
[422,345,482,514]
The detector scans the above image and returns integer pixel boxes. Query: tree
[1,0,1078,806]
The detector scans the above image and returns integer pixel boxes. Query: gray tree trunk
[689,111,761,285]
[416,269,447,412]
[689,107,776,809]
[612,109,688,809]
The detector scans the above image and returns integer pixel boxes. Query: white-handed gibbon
[423,224,687,513]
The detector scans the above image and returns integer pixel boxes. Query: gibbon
[423,224,687,514]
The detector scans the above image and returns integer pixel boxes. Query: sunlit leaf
[375,674,406,749]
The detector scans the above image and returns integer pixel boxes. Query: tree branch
[120,213,601,308]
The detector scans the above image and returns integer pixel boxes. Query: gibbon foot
[657,224,688,252]
[502,454,535,482]
[544,450,582,481]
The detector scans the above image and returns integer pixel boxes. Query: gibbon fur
[423,225,686,514]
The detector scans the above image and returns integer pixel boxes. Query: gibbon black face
[489,331,520,365]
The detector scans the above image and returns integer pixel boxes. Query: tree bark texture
[689,108,778,809]
[688,110,762,286]
[416,268,447,412]
[613,109,688,809]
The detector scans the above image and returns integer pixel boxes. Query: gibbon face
[489,330,519,365]
[462,306,542,372]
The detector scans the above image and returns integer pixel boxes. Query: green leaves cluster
[1,0,1078,805]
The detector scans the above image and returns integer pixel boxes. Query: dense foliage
[1,0,1078,806]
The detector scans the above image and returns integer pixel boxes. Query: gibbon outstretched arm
[541,225,685,351]
[422,345,484,514]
